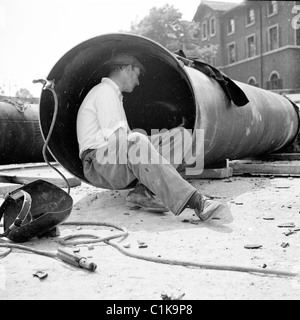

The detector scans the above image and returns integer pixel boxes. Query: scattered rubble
[244,244,263,250]
[33,271,48,280]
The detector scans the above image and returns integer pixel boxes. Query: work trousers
[82,128,197,215]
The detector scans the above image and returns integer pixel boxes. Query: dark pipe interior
[39,34,196,182]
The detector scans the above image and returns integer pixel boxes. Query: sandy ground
[1,175,300,300]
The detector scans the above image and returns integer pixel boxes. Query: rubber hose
[0,222,299,278]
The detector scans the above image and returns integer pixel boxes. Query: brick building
[193,0,300,93]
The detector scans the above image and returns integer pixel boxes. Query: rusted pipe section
[38,33,300,183]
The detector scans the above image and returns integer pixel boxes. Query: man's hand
[177,116,188,128]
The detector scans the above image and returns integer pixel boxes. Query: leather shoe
[126,184,169,213]
[194,194,225,221]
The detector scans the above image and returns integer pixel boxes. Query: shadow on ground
[68,177,271,234]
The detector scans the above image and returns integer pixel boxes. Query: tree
[129,4,217,63]
[130,5,184,50]
[15,88,33,99]
[0,86,4,95]
[187,43,219,65]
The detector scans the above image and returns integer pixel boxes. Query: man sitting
[76,53,225,220]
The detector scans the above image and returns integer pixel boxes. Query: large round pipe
[39,33,300,183]
[0,102,45,164]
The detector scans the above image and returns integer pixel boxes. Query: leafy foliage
[129,4,217,62]
[15,88,33,99]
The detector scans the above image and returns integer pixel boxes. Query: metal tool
[57,248,97,272]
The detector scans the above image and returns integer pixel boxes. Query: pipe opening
[39,34,196,182]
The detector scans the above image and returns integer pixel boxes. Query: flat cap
[110,53,146,74]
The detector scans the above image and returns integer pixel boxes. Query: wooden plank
[249,153,300,161]
[0,162,59,172]
[230,160,300,177]
[0,163,82,188]
[181,167,233,179]
[181,159,233,179]
[0,175,81,188]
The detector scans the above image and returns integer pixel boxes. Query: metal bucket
[38,33,300,183]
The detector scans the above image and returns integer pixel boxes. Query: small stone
[263,216,275,221]
[281,243,290,248]
[33,271,48,280]
[139,244,148,249]
[244,244,263,250]
[283,230,296,237]
[275,185,290,189]
[278,223,295,228]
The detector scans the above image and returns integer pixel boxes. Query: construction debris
[33,271,48,280]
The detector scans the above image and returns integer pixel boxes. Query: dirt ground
[1,174,300,300]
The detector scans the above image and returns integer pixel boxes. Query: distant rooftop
[200,0,240,12]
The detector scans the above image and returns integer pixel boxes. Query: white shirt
[76,78,130,158]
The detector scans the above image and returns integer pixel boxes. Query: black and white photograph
[0,0,300,302]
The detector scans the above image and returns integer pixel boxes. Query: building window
[267,72,283,90]
[248,77,257,86]
[247,35,256,58]
[246,7,255,26]
[268,1,278,16]
[268,25,279,51]
[228,18,235,35]
[202,21,208,40]
[210,18,216,37]
[297,28,300,46]
[228,42,236,64]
